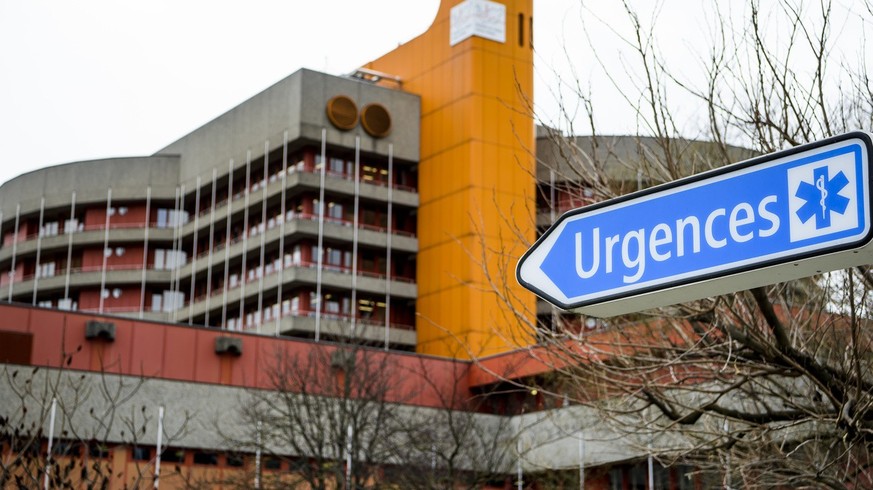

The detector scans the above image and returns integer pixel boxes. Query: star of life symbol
[788,155,859,242]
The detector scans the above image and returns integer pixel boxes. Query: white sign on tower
[450,0,506,46]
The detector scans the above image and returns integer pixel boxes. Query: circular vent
[360,104,392,138]
[326,95,358,130]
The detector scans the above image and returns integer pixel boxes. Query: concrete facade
[0,68,421,348]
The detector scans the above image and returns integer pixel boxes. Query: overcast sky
[1,1,864,188]
[0,0,655,187]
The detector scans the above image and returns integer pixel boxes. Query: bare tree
[226,341,413,489]
[388,356,515,489]
[478,1,873,488]
[222,339,527,490]
[0,359,189,488]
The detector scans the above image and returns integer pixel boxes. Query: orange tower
[365,0,536,358]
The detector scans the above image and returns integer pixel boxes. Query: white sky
[0,1,866,187]
[0,0,637,187]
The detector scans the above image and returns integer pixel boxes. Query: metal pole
[276,131,288,336]
[8,203,20,302]
[170,185,185,322]
[139,187,151,319]
[724,419,731,490]
[345,423,353,490]
[384,144,393,350]
[350,136,360,336]
[188,177,201,325]
[43,398,57,490]
[222,160,233,328]
[648,438,654,490]
[205,170,217,326]
[98,189,112,313]
[167,187,181,319]
[32,197,45,306]
[257,141,269,331]
[517,437,523,490]
[167,188,180,318]
[579,436,585,490]
[239,151,251,328]
[314,129,327,341]
[64,192,76,308]
[254,420,262,489]
[154,406,164,489]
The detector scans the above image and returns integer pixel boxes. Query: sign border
[517,131,873,312]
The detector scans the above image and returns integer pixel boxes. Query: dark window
[161,448,185,463]
[52,441,78,456]
[193,451,218,465]
[132,446,150,461]
[264,456,282,470]
[89,443,110,458]
[518,13,525,47]
[227,454,245,467]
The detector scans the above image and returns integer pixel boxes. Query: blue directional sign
[517,132,873,317]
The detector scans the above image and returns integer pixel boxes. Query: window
[52,441,77,456]
[325,296,340,314]
[518,13,524,47]
[151,293,162,312]
[329,157,347,175]
[89,443,110,459]
[40,221,59,237]
[226,454,245,467]
[264,457,281,470]
[162,291,184,312]
[37,262,55,278]
[57,298,75,311]
[154,249,187,270]
[326,248,343,267]
[156,209,189,229]
[151,291,183,312]
[193,451,218,465]
[64,218,80,234]
[362,209,387,228]
[361,164,388,184]
[327,202,343,220]
[132,446,150,461]
[160,448,185,464]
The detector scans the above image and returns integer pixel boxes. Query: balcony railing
[198,161,417,219]
[189,258,415,306]
[225,307,415,333]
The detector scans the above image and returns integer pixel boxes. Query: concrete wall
[536,131,758,183]
[0,156,180,218]
[157,69,420,185]
[0,364,643,473]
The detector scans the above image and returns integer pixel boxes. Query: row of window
[222,293,411,331]
[5,207,187,244]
